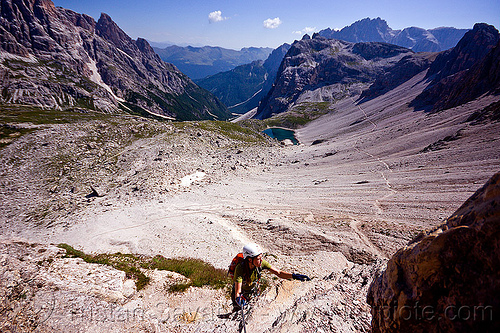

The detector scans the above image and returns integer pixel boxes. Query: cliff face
[411,23,500,112]
[255,34,413,119]
[0,0,229,120]
[358,53,433,102]
[367,172,500,333]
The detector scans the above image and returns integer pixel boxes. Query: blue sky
[52,0,499,50]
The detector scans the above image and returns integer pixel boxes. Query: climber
[231,243,311,312]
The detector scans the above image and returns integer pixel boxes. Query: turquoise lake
[262,128,299,145]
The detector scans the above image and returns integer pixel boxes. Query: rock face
[154,45,273,80]
[319,17,468,52]
[359,53,433,102]
[255,34,413,119]
[0,0,229,120]
[367,172,500,333]
[411,23,500,112]
[196,43,291,114]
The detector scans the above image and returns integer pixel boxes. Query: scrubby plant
[146,255,229,292]
[57,244,229,292]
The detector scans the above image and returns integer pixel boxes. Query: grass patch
[146,255,229,292]
[58,243,151,290]
[263,101,332,129]
[198,121,266,143]
[0,105,120,125]
[57,244,230,292]
[173,120,267,143]
[0,124,35,149]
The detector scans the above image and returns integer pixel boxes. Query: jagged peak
[135,37,155,56]
[347,17,391,30]
[458,23,499,47]
[96,12,133,48]
[36,0,56,11]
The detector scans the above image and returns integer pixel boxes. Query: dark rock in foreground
[367,172,500,333]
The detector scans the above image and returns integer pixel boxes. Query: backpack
[228,252,245,279]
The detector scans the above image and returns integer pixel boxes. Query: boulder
[367,172,500,332]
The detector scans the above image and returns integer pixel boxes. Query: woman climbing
[231,243,311,312]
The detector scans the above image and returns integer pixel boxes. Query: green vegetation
[172,120,267,143]
[58,243,151,290]
[263,101,332,129]
[146,255,228,292]
[0,124,34,149]
[0,105,122,125]
[57,244,229,292]
[197,120,266,143]
[196,62,267,113]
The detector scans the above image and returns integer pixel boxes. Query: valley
[1,66,498,332]
[0,1,499,332]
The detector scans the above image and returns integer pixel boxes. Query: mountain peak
[319,18,469,52]
[427,23,499,80]
[96,13,132,49]
[36,0,56,11]
[0,2,230,120]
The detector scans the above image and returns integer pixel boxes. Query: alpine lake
[262,127,299,145]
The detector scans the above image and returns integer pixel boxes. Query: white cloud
[263,17,282,29]
[208,10,226,23]
[293,26,317,35]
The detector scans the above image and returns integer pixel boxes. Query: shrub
[57,244,229,292]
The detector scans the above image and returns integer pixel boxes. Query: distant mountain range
[319,17,469,52]
[255,35,416,119]
[256,23,500,119]
[0,0,229,121]
[195,44,291,114]
[196,18,471,115]
[153,45,273,79]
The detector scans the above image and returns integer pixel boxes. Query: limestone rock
[255,34,413,119]
[411,23,500,112]
[0,0,229,120]
[367,172,500,333]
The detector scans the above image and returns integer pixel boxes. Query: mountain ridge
[154,45,273,80]
[0,0,230,120]
[196,43,291,114]
[319,17,469,52]
[255,34,414,119]
[411,23,500,112]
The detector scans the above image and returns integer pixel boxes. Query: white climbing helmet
[242,243,263,259]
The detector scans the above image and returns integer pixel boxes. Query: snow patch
[87,58,125,102]
[180,171,206,187]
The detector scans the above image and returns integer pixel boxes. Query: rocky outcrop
[367,172,500,333]
[255,34,413,119]
[411,23,500,112]
[319,17,468,52]
[0,238,382,333]
[0,0,230,120]
[424,38,500,112]
[426,23,500,82]
[359,53,433,102]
